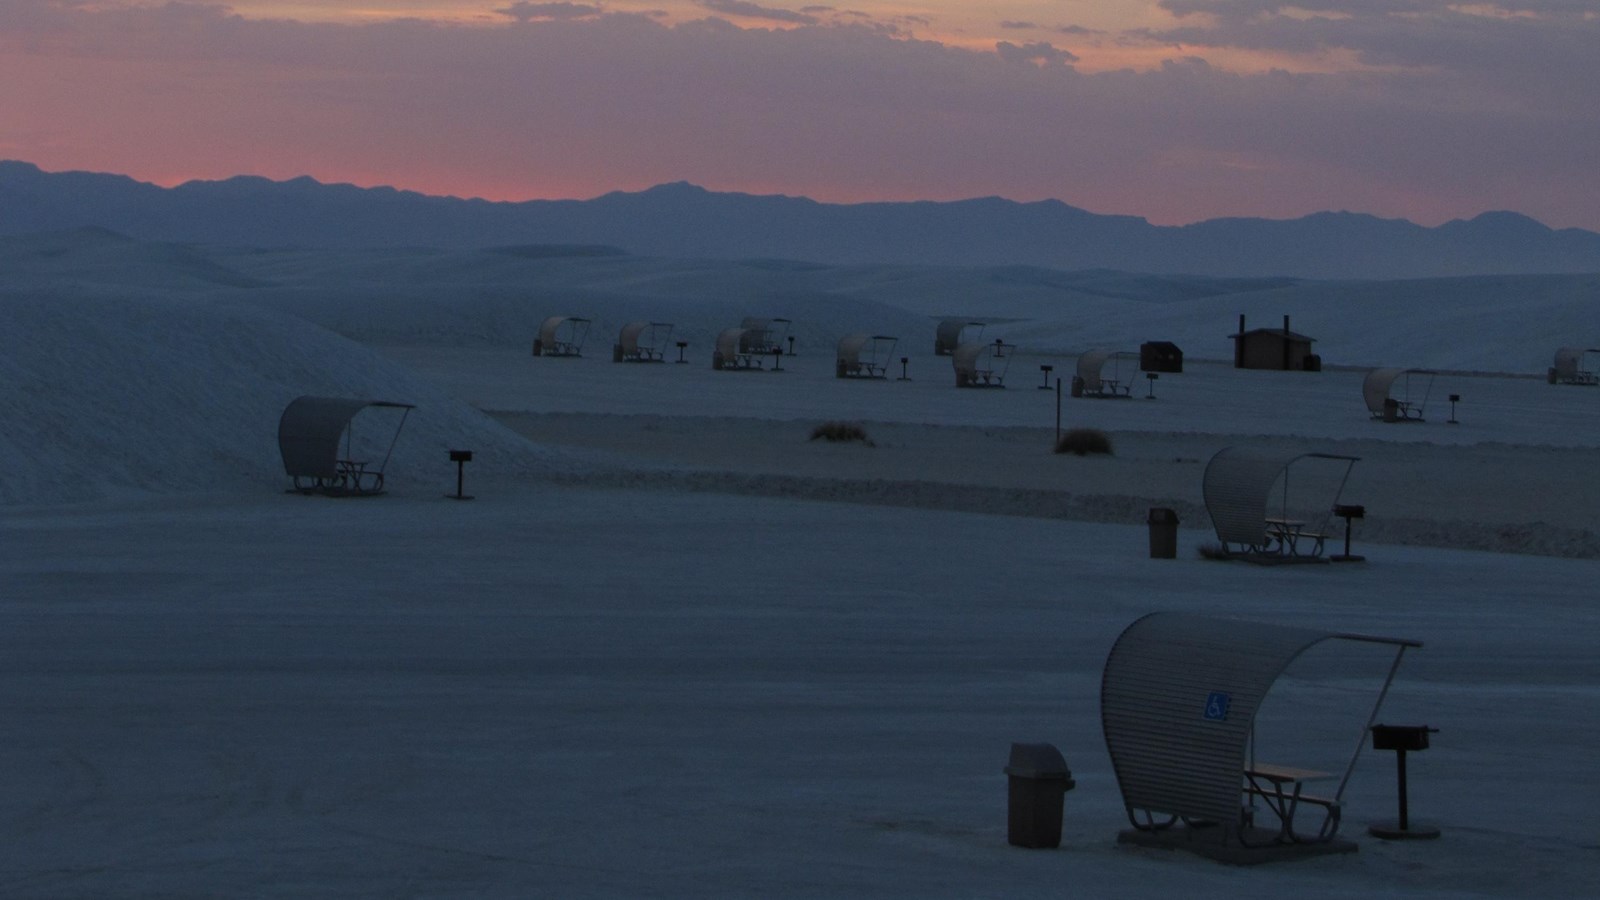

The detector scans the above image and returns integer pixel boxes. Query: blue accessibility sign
[1204,692,1231,721]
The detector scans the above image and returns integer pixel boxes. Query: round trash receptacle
[1005,742,1075,849]
[1146,507,1179,559]
[1069,375,1084,398]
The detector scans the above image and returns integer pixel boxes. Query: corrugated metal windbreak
[619,321,650,354]
[277,396,372,479]
[1362,367,1406,415]
[1100,613,1334,829]
[935,319,982,353]
[1554,347,1594,380]
[1076,349,1115,392]
[837,334,871,367]
[537,316,567,345]
[951,341,990,375]
[716,327,747,359]
[1201,447,1290,547]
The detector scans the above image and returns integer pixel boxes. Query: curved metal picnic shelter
[1102,612,1420,852]
[737,317,791,354]
[934,319,984,355]
[277,395,415,495]
[713,324,778,370]
[1202,447,1359,558]
[616,321,672,362]
[1551,347,1600,385]
[713,327,745,369]
[1362,367,1434,420]
[836,334,897,378]
[1076,349,1135,397]
[533,316,591,357]
[952,340,1013,387]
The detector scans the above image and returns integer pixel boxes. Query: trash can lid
[1146,507,1179,524]
[1004,742,1072,779]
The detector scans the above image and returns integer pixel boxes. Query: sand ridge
[494,412,1600,559]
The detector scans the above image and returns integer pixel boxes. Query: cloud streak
[0,0,1596,230]
[697,0,818,25]
[497,2,606,21]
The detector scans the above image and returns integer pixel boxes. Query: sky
[2,1,1598,230]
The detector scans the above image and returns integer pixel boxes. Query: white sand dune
[0,287,584,505]
[2,231,1599,896]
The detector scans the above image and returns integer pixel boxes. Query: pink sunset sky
[3,0,1598,229]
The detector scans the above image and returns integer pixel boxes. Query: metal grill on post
[1368,725,1440,840]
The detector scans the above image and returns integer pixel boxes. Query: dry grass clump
[810,421,874,446]
[1054,427,1113,456]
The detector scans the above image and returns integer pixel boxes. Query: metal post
[1336,644,1409,799]
[1145,372,1158,399]
[898,356,910,381]
[1395,749,1410,830]
[675,341,688,364]
[1039,364,1053,390]
[447,449,474,500]
[787,336,795,357]
[1055,378,1062,445]
[1448,393,1460,424]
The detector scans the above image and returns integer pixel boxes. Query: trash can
[1069,375,1084,398]
[1146,507,1179,559]
[1005,742,1074,849]
[1382,398,1399,423]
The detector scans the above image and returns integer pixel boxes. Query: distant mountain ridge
[4,160,1599,279]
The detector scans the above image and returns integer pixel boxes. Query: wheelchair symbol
[1204,692,1231,721]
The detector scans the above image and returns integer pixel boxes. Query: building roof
[1228,327,1315,343]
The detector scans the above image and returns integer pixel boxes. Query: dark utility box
[1139,341,1183,373]
[1371,724,1433,752]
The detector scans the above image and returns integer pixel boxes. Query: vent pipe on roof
[1283,315,1292,370]
[1236,314,1245,368]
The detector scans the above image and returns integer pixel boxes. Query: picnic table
[1265,517,1327,557]
[1243,763,1341,844]
[335,459,383,492]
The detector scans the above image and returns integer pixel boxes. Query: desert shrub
[810,421,873,445]
[1054,427,1113,456]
